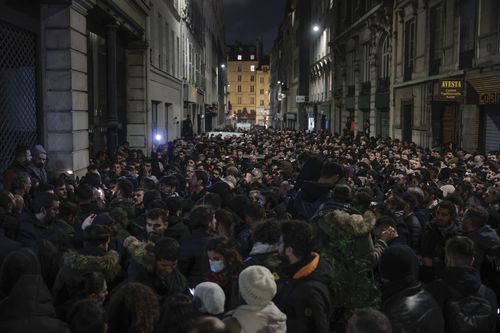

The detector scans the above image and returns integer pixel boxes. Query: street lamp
[313,25,320,32]
[221,64,225,68]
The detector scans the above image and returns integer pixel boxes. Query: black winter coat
[425,266,497,333]
[0,274,66,333]
[382,279,445,333]
[466,225,500,269]
[178,228,214,287]
[274,253,332,333]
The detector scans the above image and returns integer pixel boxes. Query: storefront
[468,75,500,153]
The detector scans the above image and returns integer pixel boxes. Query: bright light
[66,170,74,175]
[313,25,320,32]
[277,81,281,84]
[221,64,225,68]
[155,134,162,142]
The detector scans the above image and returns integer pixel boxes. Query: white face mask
[209,259,225,273]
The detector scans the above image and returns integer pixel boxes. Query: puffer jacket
[0,274,66,333]
[382,279,444,333]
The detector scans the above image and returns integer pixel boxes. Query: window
[237,96,242,104]
[260,89,264,94]
[250,75,254,82]
[237,65,242,72]
[165,22,170,72]
[250,65,255,72]
[237,75,242,82]
[237,85,242,92]
[171,30,175,75]
[479,0,499,35]
[380,35,390,79]
[157,14,163,68]
[250,86,254,92]
[361,42,371,83]
[260,100,264,106]
[404,18,416,80]
[459,0,477,68]
[260,77,264,83]
[429,5,443,75]
[346,51,354,86]
[237,54,242,60]
[250,54,255,60]
[250,97,255,104]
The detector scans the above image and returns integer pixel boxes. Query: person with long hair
[106,282,160,333]
[206,237,242,310]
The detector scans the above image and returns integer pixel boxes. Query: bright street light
[313,25,320,32]
[221,64,225,68]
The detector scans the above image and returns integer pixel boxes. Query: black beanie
[378,246,417,281]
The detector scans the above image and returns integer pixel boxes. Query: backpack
[444,284,494,333]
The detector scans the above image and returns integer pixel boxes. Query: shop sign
[439,79,463,102]
[479,93,500,105]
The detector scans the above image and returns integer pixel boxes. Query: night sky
[223,0,288,54]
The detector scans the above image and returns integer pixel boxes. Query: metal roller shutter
[485,106,500,153]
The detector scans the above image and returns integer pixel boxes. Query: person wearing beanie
[379,246,444,333]
[224,266,286,333]
[27,144,48,185]
[194,282,226,317]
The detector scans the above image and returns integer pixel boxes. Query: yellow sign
[439,79,463,102]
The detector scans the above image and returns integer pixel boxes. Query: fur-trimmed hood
[320,210,376,237]
[63,249,121,279]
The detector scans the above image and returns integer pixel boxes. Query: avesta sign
[439,79,463,101]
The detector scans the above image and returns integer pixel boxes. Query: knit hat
[378,245,418,281]
[238,265,277,306]
[194,282,226,315]
[32,144,47,157]
[222,175,237,189]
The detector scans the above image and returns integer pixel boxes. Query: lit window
[250,54,255,60]
[250,65,255,71]
[237,54,242,60]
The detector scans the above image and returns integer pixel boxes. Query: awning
[467,75,500,105]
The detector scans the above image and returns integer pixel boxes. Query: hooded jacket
[315,210,387,266]
[226,302,287,333]
[466,224,500,269]
[0,274,66,333]
[274,253,332,333]
[52,247,121,307]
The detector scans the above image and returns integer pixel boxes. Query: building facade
[270,0,312,130]
[0,0,226,177]
[393,0,500,152]
[226,41,263,125]
[330,0,393,137]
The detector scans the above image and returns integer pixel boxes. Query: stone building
[393,0,500,152]
[0,0,226,177]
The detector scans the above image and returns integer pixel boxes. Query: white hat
[193,282,225,315]
[440,184,456,198]
[238,265,277,306]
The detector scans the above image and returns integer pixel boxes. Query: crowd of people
[1,128,500,333]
